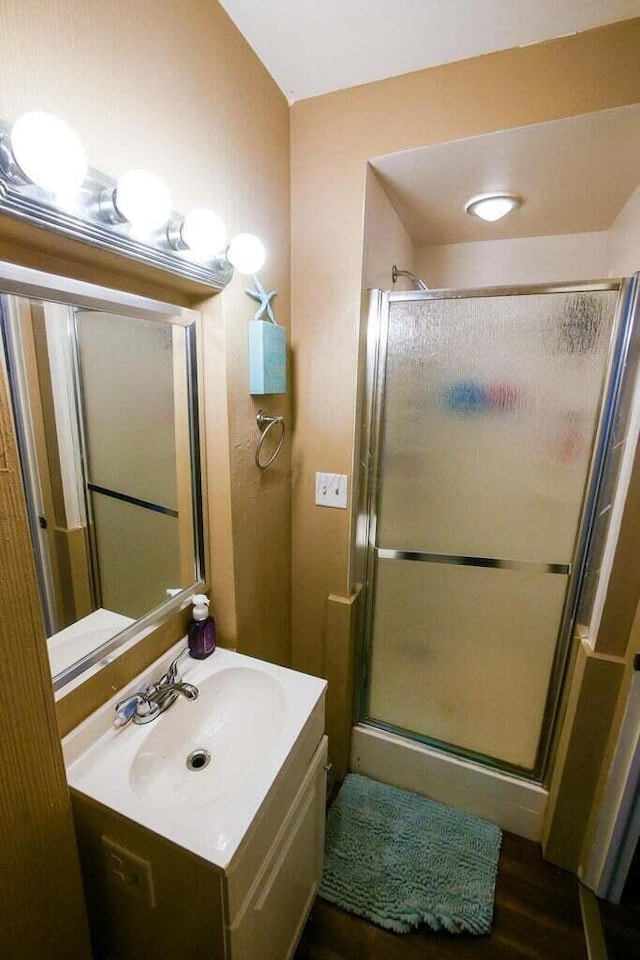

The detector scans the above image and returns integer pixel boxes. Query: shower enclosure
[357,280,638,784]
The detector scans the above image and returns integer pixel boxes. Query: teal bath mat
[319,773,502,935]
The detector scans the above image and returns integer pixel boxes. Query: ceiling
[371,105,640,246]
[218,0,640,103]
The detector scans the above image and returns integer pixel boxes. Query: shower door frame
[356,277,636,783]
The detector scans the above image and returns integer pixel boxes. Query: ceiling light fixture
[465,192,522,222]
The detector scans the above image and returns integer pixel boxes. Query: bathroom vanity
[64,643,327,960]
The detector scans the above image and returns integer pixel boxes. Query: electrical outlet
[315,472,348,509]
[102,835,155,907]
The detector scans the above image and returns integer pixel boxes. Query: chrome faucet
[115,647,199,726]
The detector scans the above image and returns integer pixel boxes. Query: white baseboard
[350,724,548,841]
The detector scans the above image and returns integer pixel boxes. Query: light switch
[315,472,348,509]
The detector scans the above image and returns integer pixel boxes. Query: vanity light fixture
[110,169,173,235]
[181,208,228,259]
[9,111,88,195]
[169,208,228,260]
[226,232,266,275]
[168,212,264,275]
[0,111,268,291]
[465,192,522,222]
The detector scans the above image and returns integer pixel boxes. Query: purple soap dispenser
[188,594,216,659]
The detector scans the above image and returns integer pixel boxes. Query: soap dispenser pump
[188,594,216,659]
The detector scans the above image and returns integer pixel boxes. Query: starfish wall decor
[246,276,278,324]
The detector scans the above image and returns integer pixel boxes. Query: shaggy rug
[318,773,502,935]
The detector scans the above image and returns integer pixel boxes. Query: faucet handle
[114,691,154,726]
[164,646,190,685]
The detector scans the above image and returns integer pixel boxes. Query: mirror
[0,265,204,693]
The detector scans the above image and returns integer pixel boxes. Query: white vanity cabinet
[66,646,328,960]
[227,736,328,959]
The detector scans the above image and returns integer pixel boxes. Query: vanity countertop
[63,642,326,869]
[49,608,135,681]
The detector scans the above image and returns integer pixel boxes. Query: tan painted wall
[0,0,292,663]
[290,19,640,772]
[414,231,609,288]
[606,185,640,276]
[579,597,640,879]
[1,342,92,957]
[0,0,290,948]
[363,166,416,290]
[543,434,640,869]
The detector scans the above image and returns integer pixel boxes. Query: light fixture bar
[0,119,233,291]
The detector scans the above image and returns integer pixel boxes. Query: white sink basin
[130,667,286,807]
[64,645,326,868]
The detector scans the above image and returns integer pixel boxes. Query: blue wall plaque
[248,320,287,394]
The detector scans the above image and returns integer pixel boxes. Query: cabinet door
[230,736,328,960]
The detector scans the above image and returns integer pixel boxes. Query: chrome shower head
[391,265,429,291]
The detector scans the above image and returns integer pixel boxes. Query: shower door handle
[375,547,570,575]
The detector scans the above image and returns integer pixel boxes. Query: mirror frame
[0,258,207,694]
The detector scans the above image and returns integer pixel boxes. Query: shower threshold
[350,723,548,840]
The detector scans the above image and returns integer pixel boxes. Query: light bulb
[226,233,266,275]
[181,208,227,259]
[465,193,522,222]
[114,169,172,233]
[11,111,87,194]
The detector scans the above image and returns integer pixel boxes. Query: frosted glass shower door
[76,311,182,619]
[366,288,619,773]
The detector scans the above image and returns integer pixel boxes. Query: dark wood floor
[297,830,640,960]
[295,832,588,960]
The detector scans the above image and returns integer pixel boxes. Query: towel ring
[255,410,285,469]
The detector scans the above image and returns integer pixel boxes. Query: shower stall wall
[355,281,634,808]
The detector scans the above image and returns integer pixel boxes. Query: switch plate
[315,472,348,509]
[102,835,155,907]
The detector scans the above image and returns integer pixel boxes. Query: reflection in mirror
[0,290,203,692]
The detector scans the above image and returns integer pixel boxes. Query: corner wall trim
[579,884,609,960]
